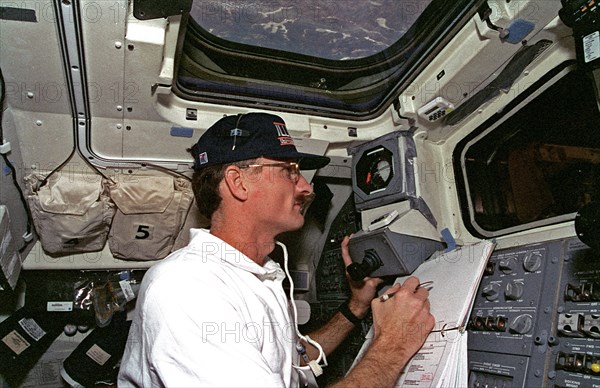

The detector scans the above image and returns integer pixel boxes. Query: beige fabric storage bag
[25,173,115,254]
[107,176,193,260]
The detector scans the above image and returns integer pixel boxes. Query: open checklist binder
[351,240,496,387]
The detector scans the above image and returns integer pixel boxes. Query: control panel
[315,195,358,301]
[307,188,599,388]
[468,238,600,387]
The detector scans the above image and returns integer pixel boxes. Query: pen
[379,281,434,302]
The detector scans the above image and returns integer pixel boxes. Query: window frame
[173,0,486,119]
[453,62,590,238]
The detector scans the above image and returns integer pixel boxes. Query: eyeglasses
[240,162,301,183]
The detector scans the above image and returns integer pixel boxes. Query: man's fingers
[341,236,353,267]
[401,276,421,290]
[413,286,429,300]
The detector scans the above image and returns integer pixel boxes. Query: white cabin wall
[1,0,75,263]
[396,2,580,247]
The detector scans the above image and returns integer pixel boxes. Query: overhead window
[189,1,432,60]
[455,66,600,237]
[175,0,483,118]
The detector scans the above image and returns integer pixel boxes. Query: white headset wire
[276,241,328,372]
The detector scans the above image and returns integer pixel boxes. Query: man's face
[244,157,314,235]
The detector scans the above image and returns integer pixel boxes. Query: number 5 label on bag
[134,224,154,240]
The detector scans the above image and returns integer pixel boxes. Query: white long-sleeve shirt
[118,228,299,387]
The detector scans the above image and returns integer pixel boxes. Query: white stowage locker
[0,205,22,291]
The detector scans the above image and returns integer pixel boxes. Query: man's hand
[341,236,383,318]
[330,250,436,387]
[372,277,435,356]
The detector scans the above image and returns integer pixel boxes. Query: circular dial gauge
[367,159,392,189]
[356,146,394,195]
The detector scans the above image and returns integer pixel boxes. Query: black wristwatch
[339,300,363,326]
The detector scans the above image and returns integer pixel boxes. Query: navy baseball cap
[191,113,330,170]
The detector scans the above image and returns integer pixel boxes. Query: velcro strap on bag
[107,176,193,261]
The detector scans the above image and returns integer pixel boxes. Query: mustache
[299,193,316,216]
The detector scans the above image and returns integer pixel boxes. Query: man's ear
[223,165,249,201]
